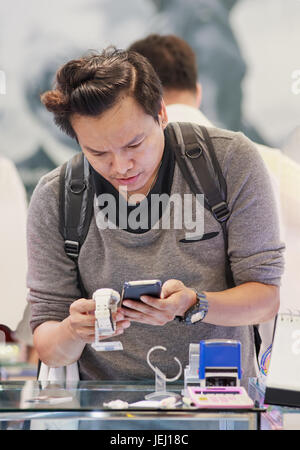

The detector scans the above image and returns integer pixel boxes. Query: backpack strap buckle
[64,240,80,259]
[185,145,203,159]
[211,201,230,222]
[69,179,86,194]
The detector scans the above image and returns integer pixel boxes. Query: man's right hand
[68,298,131,343]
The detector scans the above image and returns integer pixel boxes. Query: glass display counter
[0,380,263,430]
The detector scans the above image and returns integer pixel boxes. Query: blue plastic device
[199,339,241,380]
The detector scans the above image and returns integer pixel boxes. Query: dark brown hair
[128,34,198,93]
[41,47,163,139]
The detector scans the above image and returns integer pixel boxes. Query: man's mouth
[116,174,140,185]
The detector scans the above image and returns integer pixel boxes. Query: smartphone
[121,279,162,304]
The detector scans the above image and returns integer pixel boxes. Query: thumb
[161,279,185,299]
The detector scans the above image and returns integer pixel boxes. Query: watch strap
[175,291,208,324]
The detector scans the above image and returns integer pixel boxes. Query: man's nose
[112,152,133,176]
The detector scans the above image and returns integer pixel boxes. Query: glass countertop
[0,380,263,414]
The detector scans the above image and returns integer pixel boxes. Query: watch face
[184,292,208,324]
[191,310,205,323]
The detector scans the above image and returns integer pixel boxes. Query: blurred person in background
[283,126,300,165]
[0,156,38,365]
[129,33,300,357]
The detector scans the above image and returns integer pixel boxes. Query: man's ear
[158,98,168,129]
[196,82,202,108]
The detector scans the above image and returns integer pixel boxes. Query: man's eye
[91,151,105,157]
[128,141,143,149]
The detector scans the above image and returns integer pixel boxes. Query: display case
[0,380,263,430]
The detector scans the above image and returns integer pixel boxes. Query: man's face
[71,96,168,196]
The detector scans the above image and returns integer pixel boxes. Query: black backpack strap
[166,123,230,219]
[166,122,233,288]
[58,152,94,297]
[198,125,234,289]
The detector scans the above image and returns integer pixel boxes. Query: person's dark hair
[41,47,163,139]
[128,34,198,93]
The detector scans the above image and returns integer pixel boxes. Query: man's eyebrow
[84,133,145,154]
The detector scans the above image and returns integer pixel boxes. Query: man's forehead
[71,96,156,150]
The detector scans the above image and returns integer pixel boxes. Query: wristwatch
[175,291,208,324]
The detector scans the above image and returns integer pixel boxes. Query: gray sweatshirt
[27,126,285,384]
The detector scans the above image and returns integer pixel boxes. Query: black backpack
[58,123,261,358]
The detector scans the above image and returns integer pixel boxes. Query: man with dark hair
[27,46,284,383]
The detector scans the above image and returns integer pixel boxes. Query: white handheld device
[91,288,123,351]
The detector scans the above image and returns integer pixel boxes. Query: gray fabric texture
[27,126,285,385]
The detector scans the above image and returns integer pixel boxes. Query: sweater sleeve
[26,168,82,332]
[219,132,285,287]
